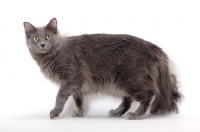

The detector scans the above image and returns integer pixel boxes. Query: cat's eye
[46,35,51,40]
[32,37,39,42]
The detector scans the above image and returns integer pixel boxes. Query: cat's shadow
[10,95,171,120]
[60,95,141,118]
[60,95,171,120]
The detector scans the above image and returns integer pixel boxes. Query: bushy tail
[150,65,183,114]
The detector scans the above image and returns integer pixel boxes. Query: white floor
[1,114,200,132]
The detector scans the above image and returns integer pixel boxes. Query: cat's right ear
[23,22,36,37]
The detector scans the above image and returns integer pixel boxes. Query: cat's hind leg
[108,96,133,117]
[72,91,84,117]
[126,95,155,120]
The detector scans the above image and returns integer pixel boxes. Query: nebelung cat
[23,18,182,120]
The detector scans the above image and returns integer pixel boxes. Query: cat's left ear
[46,18,57,33]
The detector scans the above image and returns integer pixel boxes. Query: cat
[23,18,182,120]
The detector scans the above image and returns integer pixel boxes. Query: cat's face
[23,18,59,54]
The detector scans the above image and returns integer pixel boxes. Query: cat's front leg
[72,91,84,117]
[50,83,75,119]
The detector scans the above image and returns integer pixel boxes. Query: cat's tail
[150,64,183,114]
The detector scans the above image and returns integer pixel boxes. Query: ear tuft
[46,18,57,33]
[23,22,36,37]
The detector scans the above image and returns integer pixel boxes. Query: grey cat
[23,18,182,120]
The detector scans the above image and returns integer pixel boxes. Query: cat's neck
[30,51,52,67]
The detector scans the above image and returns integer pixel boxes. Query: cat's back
[65,34,163,60]
[68,34,146,49]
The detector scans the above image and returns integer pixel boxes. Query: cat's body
[24,18,182,120]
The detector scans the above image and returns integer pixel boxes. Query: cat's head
[23,18,60,54]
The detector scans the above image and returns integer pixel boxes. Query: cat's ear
[46,18,57,33]
[23,22,36,37]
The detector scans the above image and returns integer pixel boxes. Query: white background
[0,0,200,131]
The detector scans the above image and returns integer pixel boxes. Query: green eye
[32,37,39,42]
[46,35,51,40]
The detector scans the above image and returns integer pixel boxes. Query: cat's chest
[40,58,61,84]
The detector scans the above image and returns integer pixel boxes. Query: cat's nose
[41,44,45,48]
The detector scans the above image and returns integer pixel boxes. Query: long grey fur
[23,18,182,120]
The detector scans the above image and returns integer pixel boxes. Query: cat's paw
[72,109,84,117]
[108,109,121,117]
[50,109,62,119]
[126,112,140,120]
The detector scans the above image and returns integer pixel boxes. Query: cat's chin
[37,49,50,54]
